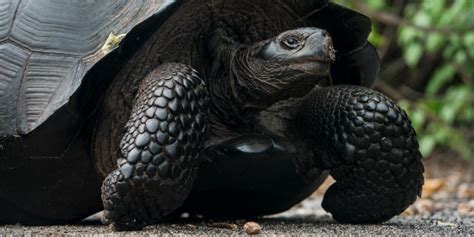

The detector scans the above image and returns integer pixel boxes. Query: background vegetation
[335,0,473,161]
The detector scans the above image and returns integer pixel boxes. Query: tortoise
[0,0,424,230]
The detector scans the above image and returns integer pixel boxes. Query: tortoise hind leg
[296,85,424,223]
[101,63,208,230]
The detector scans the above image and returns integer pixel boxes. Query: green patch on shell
[101,33,126,54]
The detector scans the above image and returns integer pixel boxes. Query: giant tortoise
[0,0,424,230]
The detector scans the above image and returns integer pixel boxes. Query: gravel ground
[1,154,473,236]
[1,201,472,236]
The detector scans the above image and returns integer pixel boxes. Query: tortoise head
[231,27,335,110]
[257,27,335,76]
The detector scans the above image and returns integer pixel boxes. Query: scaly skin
[296,85,424,223]
[101,63,208,230]
[95,0,421,229]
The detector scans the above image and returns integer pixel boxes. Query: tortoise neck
[207,44,264,137]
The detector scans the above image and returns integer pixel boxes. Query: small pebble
[457,202,474,216]
[401,207,415,216]
[436,221,457,227]
[422,178,444,198]
[413,199,435,215]
[431,191,450,200]
[457,183,474,199]
[244,222,261,235]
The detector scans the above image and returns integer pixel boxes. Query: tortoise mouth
[288,60,331,76]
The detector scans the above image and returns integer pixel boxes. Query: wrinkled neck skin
[207,40,325,140]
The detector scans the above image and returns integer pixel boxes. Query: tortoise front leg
[296,85,424,223]
[101,63,208,230]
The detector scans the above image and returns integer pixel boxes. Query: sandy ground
[1,154,473,236]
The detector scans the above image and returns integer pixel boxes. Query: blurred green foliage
[334,0,474,160]
[399,86,473,160]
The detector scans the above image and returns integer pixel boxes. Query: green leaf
[440,106,462,125]
[464,33,474,57]
[433,126,450,142]
[419,136,436,157]
[426,0,446,17]
[424,98,443,114]
[426,64,456,95]
[459,103,474,124]
[413,11,431,27]
[440,86,471,124]
[366,0,386,10]
[426,33,445,53]
[449,34,463,48]
[410,108,427,132]
[368,23,387,47]
[454,51,467,64]
[398,27,418,45]
[404,43,424,67]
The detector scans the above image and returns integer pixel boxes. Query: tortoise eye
[282,36,300,50]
